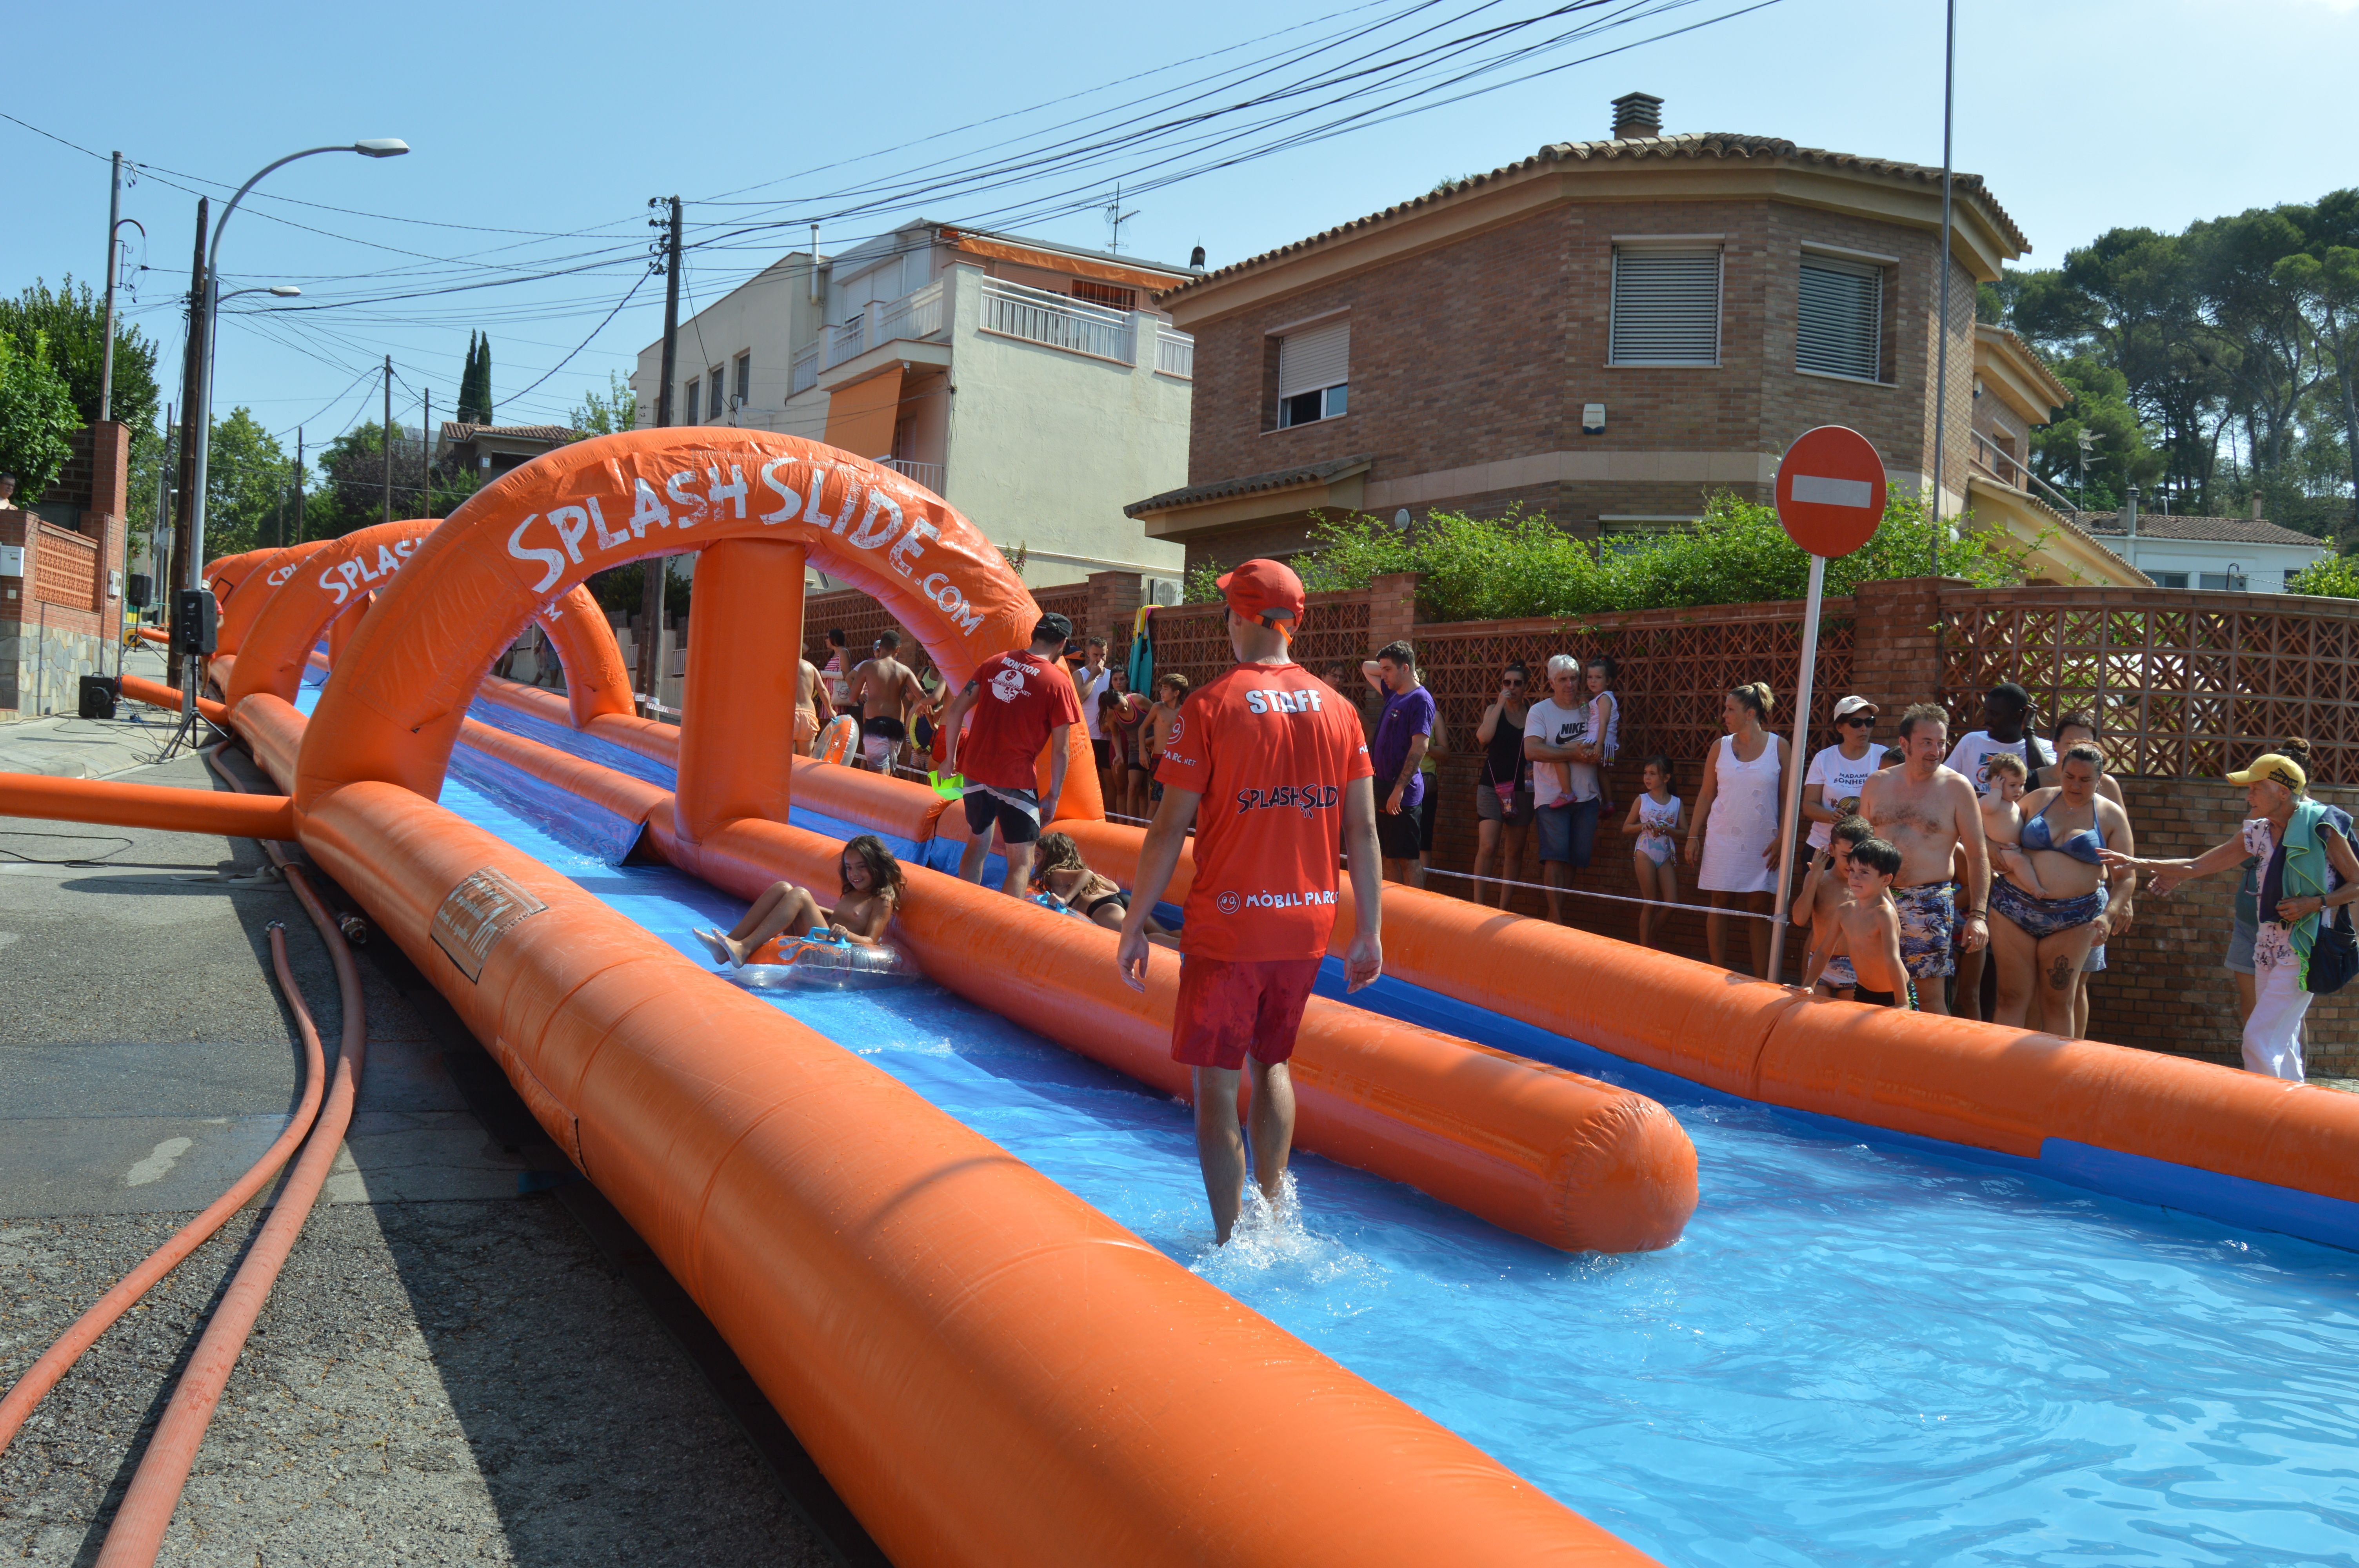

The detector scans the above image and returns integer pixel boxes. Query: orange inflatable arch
[215,540,331,656]
[296,428,1101,824]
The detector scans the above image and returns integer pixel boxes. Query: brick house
[1126,92,2030,572]
[1,422,131,717]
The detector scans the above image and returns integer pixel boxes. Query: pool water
[430,753,2359,1567]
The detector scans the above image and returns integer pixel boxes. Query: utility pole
[382,355,394,523]
[293,427,304,546]
[422,388,432,514]
[638,194,683,715]
[101,152,122,422]
[151,403,174,632]
[171,198,208,617]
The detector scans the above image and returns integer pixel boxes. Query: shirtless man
[793,656,834,755]
[849,630,932,772]
[1856,702,1990,1015]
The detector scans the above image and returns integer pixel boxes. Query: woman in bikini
[1028,832,1174,940]
[695,834,904,968]
[1989,745,2135,1036]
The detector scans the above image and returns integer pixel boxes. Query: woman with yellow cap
[2101,742,2359,1079]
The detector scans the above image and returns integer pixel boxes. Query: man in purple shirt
[1361,640,1435,884]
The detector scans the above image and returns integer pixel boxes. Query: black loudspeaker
[171,588,218,656]
[79,675,119,720]
[126,572,152,610]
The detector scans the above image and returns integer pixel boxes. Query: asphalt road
[0,722,854,1565]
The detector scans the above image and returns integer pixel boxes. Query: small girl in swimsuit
[1621,755,1682,949]
[695,835,903,967]
[1030,832,1173,940]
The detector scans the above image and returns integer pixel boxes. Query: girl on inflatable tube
[696,834,905,968]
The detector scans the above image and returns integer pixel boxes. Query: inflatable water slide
[22,427,2359,1566]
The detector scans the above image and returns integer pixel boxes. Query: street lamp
[179,139,406,733]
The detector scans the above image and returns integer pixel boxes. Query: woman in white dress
[1684,681,1788,978]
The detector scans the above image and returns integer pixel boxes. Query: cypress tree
[474,335,493,423]
[457,331,495,425]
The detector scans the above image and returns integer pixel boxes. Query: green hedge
[1185,493,2026,623]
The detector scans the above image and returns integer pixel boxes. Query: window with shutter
[1797,256,1883,381]
[1608,248,1720,366]
[1275,318,1350,427]
[735,354,751,406]
[683,378,699,425]
[709,368,726,418]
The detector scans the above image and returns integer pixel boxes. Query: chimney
[2123,486,2139,539]
[1611,92,1663,141]
[2252,492,2264,522]
[1189,245,1206,273]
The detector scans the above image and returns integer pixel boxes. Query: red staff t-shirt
[959,650,1083,791]
[1155,662,1372,961]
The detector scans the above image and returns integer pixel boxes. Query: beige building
[1963,325,2145,586]
[630,223,1198,593]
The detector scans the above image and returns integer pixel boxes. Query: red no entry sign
[1774,425,1887,558]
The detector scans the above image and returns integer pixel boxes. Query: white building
[630,222,1197,593]
[2077,494,2330,593]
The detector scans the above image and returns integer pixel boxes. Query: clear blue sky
[4,0,2350,447]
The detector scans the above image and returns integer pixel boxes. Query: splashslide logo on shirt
[1234,783,1341,817]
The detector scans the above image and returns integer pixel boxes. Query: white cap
[1832,695,1878,721]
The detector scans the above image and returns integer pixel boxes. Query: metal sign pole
[1764,552,1828,985]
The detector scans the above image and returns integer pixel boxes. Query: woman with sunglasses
[1800,696,1881,866]
[1472,661,1535,907]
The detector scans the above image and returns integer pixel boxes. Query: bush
[1287,493,2026,623]
[2287,553,2359,598]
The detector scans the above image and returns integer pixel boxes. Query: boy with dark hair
[1796,815,1877,996]
[1828,837,1910,1007]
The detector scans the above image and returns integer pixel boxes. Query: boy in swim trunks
[1796,816,1875,996]
[1824,837,1910,1007]
[1116,559,1384,1245]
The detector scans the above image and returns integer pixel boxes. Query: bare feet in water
[691,927,743,967]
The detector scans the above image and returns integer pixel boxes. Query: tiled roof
[2078,512,2327,548]
[439,422,582,444]
[1159,132,2026,304]
[1125,455,1374,518]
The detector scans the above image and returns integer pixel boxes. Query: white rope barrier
[1410,864,1785,922]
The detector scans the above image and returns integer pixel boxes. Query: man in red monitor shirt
[940,612,1083,896]
[1117,560,1384,1244]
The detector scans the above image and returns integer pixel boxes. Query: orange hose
[93,761,370,1566]
[0,923,325,1460]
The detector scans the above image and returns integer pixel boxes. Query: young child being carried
[694,834,903,967]
[1620,754,1682,949]
[1029,831,1175,942]
[1817,836,1911,1008]
[1975,750,2047,897]
[1796,815,1876,995]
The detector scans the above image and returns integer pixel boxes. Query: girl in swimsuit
[1989,745,2135,1036]
[1029,833,1173,940]
[696,835,903,967]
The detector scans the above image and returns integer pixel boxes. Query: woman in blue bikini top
[1989,744,2135,1037]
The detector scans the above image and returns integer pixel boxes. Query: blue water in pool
[423,752,2359,1566]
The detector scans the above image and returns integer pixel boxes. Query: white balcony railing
[1154,328,1194,379]
[875,456,944,494]
[980,277,1134,364]
[789,345,819,395]
[827,313,867,369]
[877,279,945,346]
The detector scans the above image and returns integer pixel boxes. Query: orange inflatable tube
[200,548,274,604]
[0,774,294,841]
[118,672,227,728]
[213,540,331,656]
[223,520,437,710]
[650,812,1694,1254]
[296,780,1646,1567]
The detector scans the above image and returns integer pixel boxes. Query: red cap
[1216,558,1306,629]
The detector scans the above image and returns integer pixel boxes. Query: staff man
[940,613,1083,895]
[1858,702,1990,1014]
[1118,560,1383,1245]
[849,630,931,773]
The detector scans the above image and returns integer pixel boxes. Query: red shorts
[1169,955,1322,1071]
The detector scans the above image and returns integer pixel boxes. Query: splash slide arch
[199,548,276,604]
[295,428,1100,830]
[215,540,332,656]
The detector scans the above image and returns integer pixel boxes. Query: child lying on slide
[695,834,903,967]
[1029,831,1175,942]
